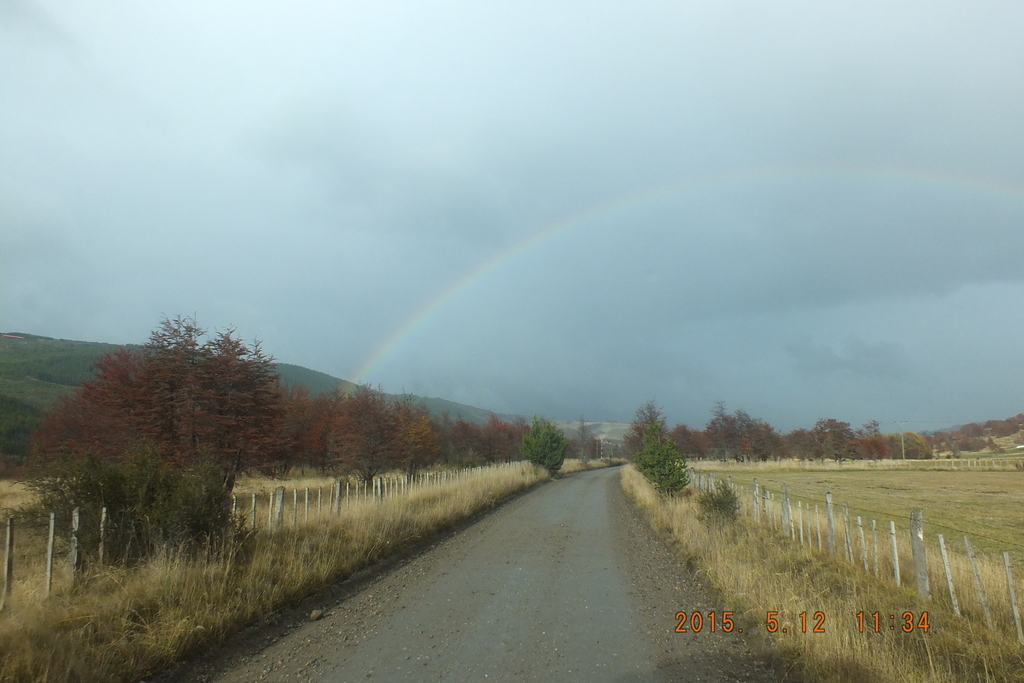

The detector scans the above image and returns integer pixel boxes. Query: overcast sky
[3,0,1024,432]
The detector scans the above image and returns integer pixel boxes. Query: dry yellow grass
[0,462,547,683]
[693,465,1024,554]
[697,457,1024,473]
[690,464,1024,652]
[557,457,619,474]
[621,465,1024,683]
[0,479,33,512]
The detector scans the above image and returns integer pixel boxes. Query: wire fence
[691,469,1024,646]
[0,461,525,611]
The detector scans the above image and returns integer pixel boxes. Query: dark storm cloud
[787,335,909,381]
[2,0,1023,431]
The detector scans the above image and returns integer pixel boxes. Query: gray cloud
[787,335,910,380]
[3,0,1024,432]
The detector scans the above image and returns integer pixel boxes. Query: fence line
[690,456,1024,473]
[695,469,1023,645]
[0,460,530,609]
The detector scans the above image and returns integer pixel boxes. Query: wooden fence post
[937,534,960,616]
[964,537,993,630]
[1,517,12,611]
[292,489,298,527]
[251,493,257,530]
[872,520,878,577]
[45,512,55,598]
[71,507,83,581]
[70,509,82,585]
[910,509,930,599]
[806,504,812,546]
[857,516,868,572]
[305,488,310,523]
[815,505,822,551]
[843,503,853,563]
[98,507,107,566]
[752,479,759,523]
[826,493,836,555]
[1004,552,1023,645]
[274,486,285,528]
[317,487,322,515]
[781,485,790,532]
[890,521,900,587]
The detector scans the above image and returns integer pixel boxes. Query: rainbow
[352,163,1024,385]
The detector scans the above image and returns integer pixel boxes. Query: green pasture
[698,467,1024,557]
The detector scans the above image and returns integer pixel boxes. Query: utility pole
[897,421,907,459]
[577,415,589,464]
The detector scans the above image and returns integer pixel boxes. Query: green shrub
[634,426,689,493]
[25,444,233,565]
[520,417,568,474]
[697,480,741,522]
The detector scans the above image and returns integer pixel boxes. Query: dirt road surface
[164,467,796,683]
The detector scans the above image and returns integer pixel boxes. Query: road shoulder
[608,471,804,681]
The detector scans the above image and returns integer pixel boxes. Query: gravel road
[163,467,797,683]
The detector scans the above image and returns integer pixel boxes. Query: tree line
[624,401,934,462]
[923,413,1024,454]
[21,318,539,561]
[29,317,534,493]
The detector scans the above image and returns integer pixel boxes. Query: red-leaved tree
[32,317,283,493]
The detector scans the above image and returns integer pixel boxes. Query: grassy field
[0,461,554,683]
[692,462,1024,555]
[0,478,33,512]
[621,465,1024,683]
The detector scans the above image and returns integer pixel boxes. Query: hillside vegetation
[0,332,518,461]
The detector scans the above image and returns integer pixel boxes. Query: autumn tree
[484,414,528,463]
[625,401,666,458]
[704,403,781,461]
[451,418,483,462]
[811,418,856,461]
[668,423,708,460]
[392,395,441,473]
[741,416,784,461]
[886,431,932,460]
[333,385,402,484]
[28,316,283,559]
[852,421,890,460]
[704,402,741,460]
[32,316,283,493]
[784,428,817,460]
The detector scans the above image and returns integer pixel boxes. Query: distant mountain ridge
[0,332,519,458]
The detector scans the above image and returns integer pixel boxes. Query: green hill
[0,332,516,459]
[273,363,517,424]
[275,363,359,396]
